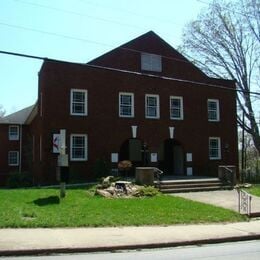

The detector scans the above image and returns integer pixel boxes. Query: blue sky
[0,0,217,115]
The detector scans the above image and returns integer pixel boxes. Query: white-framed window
[70,89,88,116]
[9,125,19,141]
[208,99,220,121]
[70,134,88,161]
[119,92,134,118]
[8,151,19,166]
[141,53,162,72]
[145,94,160,119]
[170,96,184,120]
[209,137,221,160]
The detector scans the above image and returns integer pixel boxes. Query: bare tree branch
[181,0,260,154]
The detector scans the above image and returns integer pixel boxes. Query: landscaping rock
[101,176,114,188]
[95,176,151,198]
[96,189,113,198]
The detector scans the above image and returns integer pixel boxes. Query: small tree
[118,160,132,179]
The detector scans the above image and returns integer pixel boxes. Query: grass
[0,186,246,228]
[245,184,260,197]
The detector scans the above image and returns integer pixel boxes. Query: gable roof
[0,105,35,125]
[88,31,207,79]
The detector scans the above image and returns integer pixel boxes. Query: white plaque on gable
[53,134,60,153]
[186,153,192,162]
[151,153,158,163]
[111,153,119,163]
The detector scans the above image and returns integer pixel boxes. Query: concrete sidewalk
[173,190,260,215]
[1,220,260,256]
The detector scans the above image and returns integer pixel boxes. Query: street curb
[1,234,260,256]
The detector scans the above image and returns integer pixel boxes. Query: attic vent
[141,53,162,72]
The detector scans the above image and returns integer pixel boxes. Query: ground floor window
[70,134,88,161]
[8,151,19,166]
[209,137,221,160]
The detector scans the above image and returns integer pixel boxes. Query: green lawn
[0,186,246,228]
[245,184,260,197]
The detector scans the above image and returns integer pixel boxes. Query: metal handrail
[153,167,163,188]
[219,166,235,186]
[222,166,233,173]
[153,167,163,175]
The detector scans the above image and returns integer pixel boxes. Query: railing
[236,188,252,216]
[153,167,163,188]
[218,165,236,186]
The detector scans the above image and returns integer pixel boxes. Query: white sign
[187,167,193,176]
[58,154,69,167]
[186,153,192,162]
[53,134,60,153]
[111,153,119,163]
[151,153,158,162]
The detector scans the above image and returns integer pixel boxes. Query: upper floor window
[209,137,221,160]
[145,94,160,119]
[208,99,220,121]
[119,92,134,118]
[70,134,88,161]
[170,96,184,120]
[8,151,19,166]
[141,53,162,72]
[70,89,88,116]
[9,125,19,141]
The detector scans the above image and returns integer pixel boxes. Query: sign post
[58,129,69,198]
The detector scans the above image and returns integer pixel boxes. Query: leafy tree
[181,0,260,154]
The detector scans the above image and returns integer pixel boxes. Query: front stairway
[156,177,233,193]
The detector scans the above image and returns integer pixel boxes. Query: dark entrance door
[119,139,142,163]
[163,139,184,175]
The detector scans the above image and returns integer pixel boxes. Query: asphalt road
[2,240,260,260]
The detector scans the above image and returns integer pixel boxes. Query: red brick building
[0,31,238,185]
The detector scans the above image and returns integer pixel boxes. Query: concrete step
[158,182,223,189]
[160,185,233,193]
[155,178,233,193]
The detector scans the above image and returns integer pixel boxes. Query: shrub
[6,171,33,188]
[137,186,160,197]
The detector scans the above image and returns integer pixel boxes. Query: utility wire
[0,49,259,97]
[78,0,184,26]
[0,21,114,48]
[13,0,146,31]
[0,20,259,97]
[0,21,196,65]
[8,0,259,69]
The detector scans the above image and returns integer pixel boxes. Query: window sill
[170,117,184,120]
[70,113,88,117]
[119,115,135,118]
[208,120,220,122]
[70,158,88,162]
[145,116,160,120]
